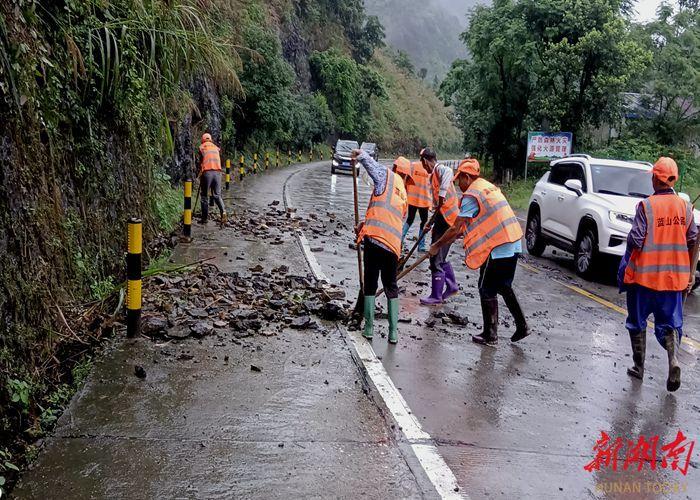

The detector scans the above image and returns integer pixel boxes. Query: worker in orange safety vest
[618,157,697,392]
[419,147,461,305]
[353,149,408,344]
[197,133,227,224]
[429,158,529,346]
[395,158,431,252]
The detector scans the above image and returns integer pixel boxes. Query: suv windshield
[335,140,359,156]
[590,164,654,198]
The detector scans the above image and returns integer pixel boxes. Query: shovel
[684,195,700,302]
[376,253,429,298]
[398,211,437,271]
[351,159,365,317]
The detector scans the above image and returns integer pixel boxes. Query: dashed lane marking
[283,167,465,500]
[519,261,700,351]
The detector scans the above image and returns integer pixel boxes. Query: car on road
[331,139,359,175]
[360,142,379,161]
[526,154,700,278]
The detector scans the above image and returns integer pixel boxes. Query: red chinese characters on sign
[584,431,695,476]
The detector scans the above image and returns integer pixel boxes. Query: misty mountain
[365,0,488,79]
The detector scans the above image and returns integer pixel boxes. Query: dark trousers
[406,205,429,230]
[478,255,518,299]
[201,170,225,220]
[363,239,399,299]
[429,212,453,273]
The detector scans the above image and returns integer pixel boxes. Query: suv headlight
[332,159,339,166]
[609,211,634,225]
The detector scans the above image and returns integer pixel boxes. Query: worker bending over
[430,159,529,346]
[352,149,408,344]
[420,148,460,304]
[197,133,227,224]
[619,157,697,392]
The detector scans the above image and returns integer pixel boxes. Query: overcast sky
[634,0,678,22]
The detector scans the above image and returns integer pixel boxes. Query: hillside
[365,0,485,79]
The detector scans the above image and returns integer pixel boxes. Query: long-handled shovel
[398,211,437,272]
[352,160,365,317]
[684,195,700,302]
[376,253,429,298]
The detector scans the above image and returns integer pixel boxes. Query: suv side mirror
[564,179,583,196]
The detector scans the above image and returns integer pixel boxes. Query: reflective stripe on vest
[200,142,222,172]
[462,178,523,270]
[624,195,691,291]
[357,169,408,257]
[431,166,459,226]
[406,162,432,208]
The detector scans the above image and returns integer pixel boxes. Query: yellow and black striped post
[225,159,231,190]
[309,149,313,162]
[276,148,280,168]
[126,218,142,338]
[239,155,245,181]
[297,150,302,163]
[183,179,193,240]
[288,150,291,165]
[320,149,324,161]
[253,153,258,173]
[265,152,270,170]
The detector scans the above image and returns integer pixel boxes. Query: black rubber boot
[665,329,681,392]
[502,288,529,342]
[472,297,498,346]
[626,331,645,380]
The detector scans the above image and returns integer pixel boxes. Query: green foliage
[151,170,182,232]
[6,379,30,413]
[391,50,415,75]
[441,0,651,177]
[628,4,699,147]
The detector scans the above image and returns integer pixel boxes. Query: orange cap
[456,158,480,178]
[393,156,411,176]
[201,133,212,144]
[652,157,678,185]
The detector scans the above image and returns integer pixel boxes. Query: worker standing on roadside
[352,149,408,344]
[197,133,227,224]
[429,159,529,345]
[419,147,460,305]
[397,158,432,252]
[619,157,697,392]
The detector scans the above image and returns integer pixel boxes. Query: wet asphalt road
[287,163,700,499]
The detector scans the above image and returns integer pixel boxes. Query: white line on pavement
[283,168,466,500]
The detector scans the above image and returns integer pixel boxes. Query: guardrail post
[225,159,231,190]
[265,151,270,170]
[183,179,192,241]
[126,218,142,338]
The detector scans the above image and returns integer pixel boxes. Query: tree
[631,2,699,147]
[441,0,650,177]
[392,50,415,75]
[418,68,428,81]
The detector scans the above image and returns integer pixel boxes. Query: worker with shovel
[394,157,432,253]
[429,159,529,346]
[352,149,408,344]
[197,133,227,225]
[618,157,697,392]
[419,147,461,305]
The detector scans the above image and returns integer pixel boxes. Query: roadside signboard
[525,131,573,179]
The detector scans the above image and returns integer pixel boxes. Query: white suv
[525,154,699,278]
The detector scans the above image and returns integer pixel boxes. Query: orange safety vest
[624,194,692,291]
[199,141,222,172]
[357,168,408,257]
[407,162,432,208]
[431,165,459,226]
[462,178,523,270]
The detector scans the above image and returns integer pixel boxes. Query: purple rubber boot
[420,273,445,305]
[442,262,459,300]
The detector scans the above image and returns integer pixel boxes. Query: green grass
[500,178,537,212]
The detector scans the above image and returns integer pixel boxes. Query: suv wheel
[575,227,599,279]
[526,209,546,257]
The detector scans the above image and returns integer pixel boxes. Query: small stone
[134,365,147,379]
[251,364,262,372]
[290,315,313,329]
[190,321,214,338]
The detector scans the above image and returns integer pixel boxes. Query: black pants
[478,255,518,299]
[363,239,399,299]
[406,205,429,229]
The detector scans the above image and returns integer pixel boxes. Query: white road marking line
[284,168,466,499]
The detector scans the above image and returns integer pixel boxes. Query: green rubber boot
[388,298,399,344]
[363,295,375,340]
